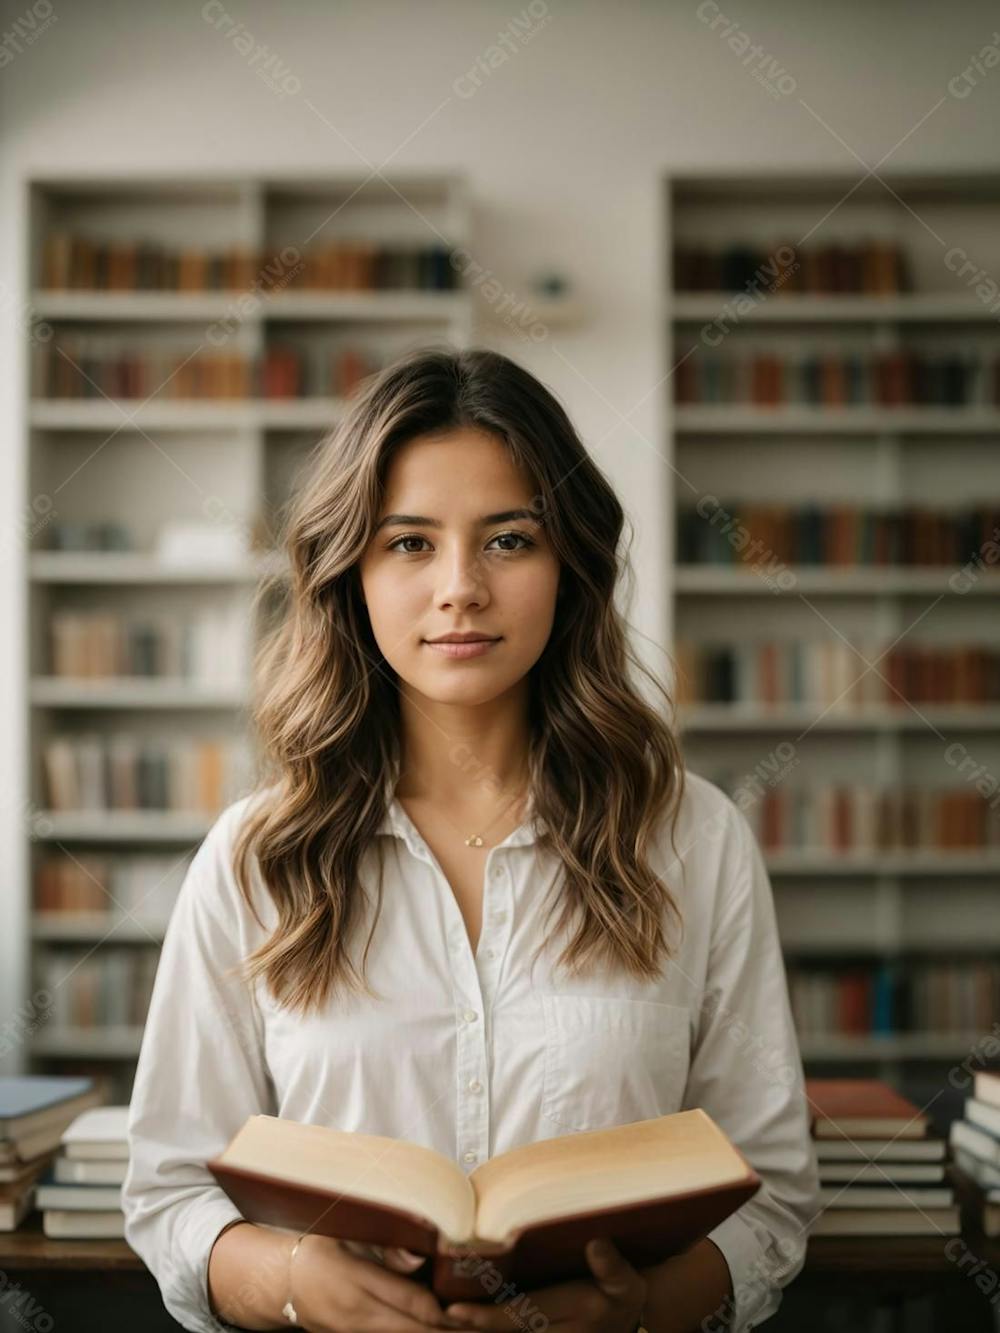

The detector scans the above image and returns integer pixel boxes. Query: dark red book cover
[207,1155,760,1302]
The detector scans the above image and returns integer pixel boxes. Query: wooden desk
[807,1231,1000,1271]
[0,1214,181,1332]
[770,1231,1000,1332]
[0,1213,141,1271]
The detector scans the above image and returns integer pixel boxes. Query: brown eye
[387,535,429,553]
[489,532,534,552]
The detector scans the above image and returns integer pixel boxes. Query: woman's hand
[291,1235,479,1331]
[441,1239,647,1332]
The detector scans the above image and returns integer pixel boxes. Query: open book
[207,1109,760,1301]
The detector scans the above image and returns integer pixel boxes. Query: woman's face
[358,427,561,707]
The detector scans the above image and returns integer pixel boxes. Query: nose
[436,542,490,612]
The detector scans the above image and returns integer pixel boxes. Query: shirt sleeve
[121,799,277,1333]
[680,796,820,1333]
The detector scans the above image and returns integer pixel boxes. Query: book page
[219,1115,477,1241]
[469,1110,751,1242]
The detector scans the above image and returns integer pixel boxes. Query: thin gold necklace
[396,763,531,849]
[463,774,531,847]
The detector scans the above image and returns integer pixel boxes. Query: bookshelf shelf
[29,678,250,708]
[31,1027,146,1059]
[32,914,167,942]
[765,851,1000,877]
[35,812,216,842]
[673,407,1000,434]
[783,939,1000,956]
[33,293,257,321]
[29,398,350,431]
[23,174,473,1099]
[29,552,281,584]
[667,173,1000,1076]
[799,1033,992,1062]
[32,291,466,322]
[674,568,1000,597]
[256,400,350,428]
[261,291,467,321]
[679,706,1000,732]
[477,293,587,329]
[671,293,1000,323]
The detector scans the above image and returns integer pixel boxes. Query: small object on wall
[530,270,570,300]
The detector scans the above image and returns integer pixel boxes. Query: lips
[425,636,499,644]
[422,637,501,659]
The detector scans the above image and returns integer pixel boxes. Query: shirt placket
[446,846,514,1171]
[393,800,521,1172]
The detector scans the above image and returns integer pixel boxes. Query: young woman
[122,347,818,1333]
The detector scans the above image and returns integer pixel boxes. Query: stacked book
[948,1069,1000,1238]
[807,1078,958,1235]
[37,1105,130,1237]
[0,1075,102,1231]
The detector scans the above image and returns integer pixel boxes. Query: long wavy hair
[231,345,687,1014]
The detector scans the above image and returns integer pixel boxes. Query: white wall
[2,0,999,1066]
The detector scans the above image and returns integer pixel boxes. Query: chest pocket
[540,992,691,1133]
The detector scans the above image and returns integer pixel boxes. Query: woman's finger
[584,1238,639,1300]
[382,1246,428,1272]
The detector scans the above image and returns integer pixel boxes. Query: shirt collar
[376,763,542,849]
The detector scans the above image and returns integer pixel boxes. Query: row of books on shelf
[807,1078,958,1236]
[676,503,1000,568]
[41,234,460,293]
[36,948,158,1029]
[710,781,1000,852]
[673,350,1000,408]
[788,961,1000,1037]
[674,640,1000,707]
[42,734,252,814]
[673,242,911,296]
[34,852,191,922]
[48,608,248,682]
[36,340,379,400]
[0,1078,128,1237]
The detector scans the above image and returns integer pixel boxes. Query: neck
[395,679,531,809]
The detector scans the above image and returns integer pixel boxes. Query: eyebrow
[374,508,539,532]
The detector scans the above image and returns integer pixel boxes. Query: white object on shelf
[155,520,250,566]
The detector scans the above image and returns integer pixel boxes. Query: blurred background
[1,2,1000,1324]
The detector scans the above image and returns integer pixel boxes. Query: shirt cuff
[705,1209,779,1333]
[160,1196,247,1333]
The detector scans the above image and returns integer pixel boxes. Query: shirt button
[462,1008,478,1023]
[492,864,505,879]
[483,949,495,960]
[467,1079,483,1093]
[463,1151,477,1163]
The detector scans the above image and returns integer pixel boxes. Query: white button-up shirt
[122,769,819,1333]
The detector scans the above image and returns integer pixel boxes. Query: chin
[409,672,511,708]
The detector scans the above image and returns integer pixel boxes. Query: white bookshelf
[23,174,473,1100]
[665,174,1000,1082]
